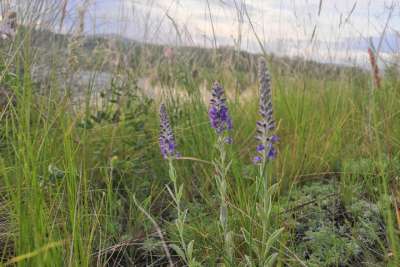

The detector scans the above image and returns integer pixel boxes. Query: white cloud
[77,0,400,65]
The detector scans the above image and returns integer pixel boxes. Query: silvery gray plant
[242,58,283,266]
[208,82,234,264]
[156,62,283,265]
[254,58,278,165]
[158,103,200,267]
[159,103,180,159]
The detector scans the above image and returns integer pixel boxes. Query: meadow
[0,7,400,267]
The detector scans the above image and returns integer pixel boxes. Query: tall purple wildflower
[254,58,278,164]
[159,103,179,159]
[209,82,233,138]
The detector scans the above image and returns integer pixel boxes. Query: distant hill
[2,26,369,93]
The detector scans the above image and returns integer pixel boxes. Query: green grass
[0,33,399,266]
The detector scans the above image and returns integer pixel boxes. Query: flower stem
[167,158,199,266]
[215,136,233,264]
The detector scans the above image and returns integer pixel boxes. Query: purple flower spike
[254,58,278,163]
[159,103,179,159]
[209,82,233,138]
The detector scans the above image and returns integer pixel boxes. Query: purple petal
[227,117,233,130]
[256,144,265,152]
[168,142,175,152]
[267,147,277,159]
[253,156,262,164]
[270,135,279,143]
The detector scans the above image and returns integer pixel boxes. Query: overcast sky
[65,0,400,65]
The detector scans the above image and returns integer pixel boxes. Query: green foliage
[285,182,386,267]
[0,27,399,267]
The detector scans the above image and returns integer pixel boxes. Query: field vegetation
[0,1,399,266]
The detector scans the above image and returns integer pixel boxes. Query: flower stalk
[159,104,199,266]
[209,82,234,263]
[246,58,283,265]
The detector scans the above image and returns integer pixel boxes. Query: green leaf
[265,252,278,267]
[170,244,186,262]
[166,185,177,204]
[187,240,194,260]
[263,228,284,260]
[241,228,260,256]
[177,184,184,202]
